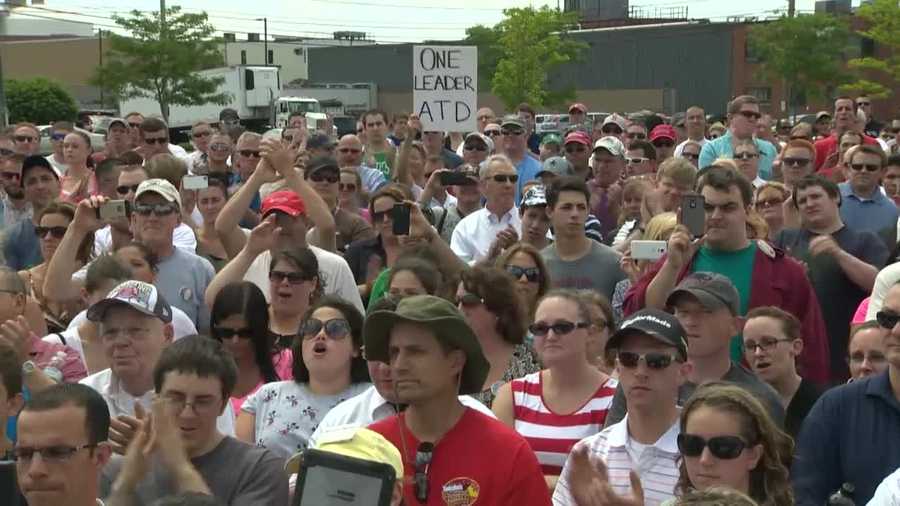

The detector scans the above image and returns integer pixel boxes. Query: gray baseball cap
[537,156,574,178]
[666,272,740,315]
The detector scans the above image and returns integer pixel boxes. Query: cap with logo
[815,111,832,121]
[135,178,182,210]
[537,156,574,178]
[666,271,740,315]
[564,131,592,147]
[87,280,173,323]
[285,425,403,479]
[606,308,688,360]
[108,118,128,130]
[569,103,588,114]
[500,115,526,131]
[540,133,562,147]
[306,132,335,151]
[650,124,677,143]
[464,132,495,153]
[306,155,340,178]
[261,190,306,218]
[21,155,61,185]
[520,185,548,208]
[602,114,627,131]
[592,136,626,158]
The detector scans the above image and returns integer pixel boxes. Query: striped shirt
[552,415,680,506]
[511,371,618,475]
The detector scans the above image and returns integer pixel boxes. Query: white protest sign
[412,45,478,132]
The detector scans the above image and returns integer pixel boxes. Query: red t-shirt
[369,407,552,506]
[814,132,879,171]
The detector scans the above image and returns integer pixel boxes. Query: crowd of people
[0,94,899,506]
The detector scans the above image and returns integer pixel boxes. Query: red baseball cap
[650,124,677,143]
[261,190,306,217]
[564,131,592,147]
[568,103,588,114]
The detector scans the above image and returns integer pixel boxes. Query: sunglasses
[602,126,623,135]
[677,434,748,460]
[51,133,67,141]
[0,148,14,157]
[626,133,646,140]
[653,141,675,148]
[209,143,231,152]
[850,163,880,172]
[144,137,168,145]
[309,172,339,184]
[709,133,721,139]
[485,130,501,137]
[528,320,589,337]
[192,131,212,139]
[212,327,254,340]
[738,110,762,120]
[415,442,434,502]
[782,157,810,167]
[681,153,699,160]
[626,157,648,165]
[116,184,140,196]
[35,225,67,239]
[301,318,351,340]
[456,292,484,307]
[464,144,488,152]
[371,209,393,223]
[616,351,678,370]
[565,146,587,153]
[491,174,518,184]
[14,135,36,143]
[734,152,759,160]
[239,150,261,158]
[133,202,177,217]
[269,270,310,285]
[339,183,357,192]
[755,198,784,209]
[1,172,21,181]
[876,310,900,329]
[505,265,541,282]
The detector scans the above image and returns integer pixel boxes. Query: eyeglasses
[681,153,699,160]
[415,442,434,503]
[309,172,340,184]
[755,197,784,209]
[1,171,21,181]
[565,146,587,154]
[782,157,811,167]
[161,393,221,416]
[456,292,484,307]
[209,143,231,152]
[14,135,37,143]
[491,174,518,184]
[212,326,254,341]
[505,265,541,283]
[601,126,623,135]
[128,122,142,129]
[738,111,762,120]
[484,130,501,137]
[734,152,759,161]
[616,351,678,370]
[14,443,96,464]
[850,163,881,172]
[192,131,212,139]
[743,336,793,353]
[626,157,649,165]
[337,147,362,154]
[626,132,646,140]
[677,434,748,460]
[133,202,178,217]
[339,183,357,192]
[143,137,168,145]
[528,320,589,337]
[653,141,675,148]
[269,270,310,285]
[464,144,488,152]
[876,310,900,329]
[239,150,261,158]
[35,225,67,239]
[301,318,351,340]
[117,184,140,196]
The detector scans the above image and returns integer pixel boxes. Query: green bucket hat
[363,295,489,395]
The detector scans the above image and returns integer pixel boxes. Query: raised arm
[393,115,421,186]
[215,157,279,259]
[205,216,277,307]
[43,196,106,302]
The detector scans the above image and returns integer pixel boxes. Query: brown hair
[38,201,94,264]
[727,95,760,115]
[658,157,697,188]
[139,117,168,136]
[146,154,187,189]
[367,183,412,219]
[745,306,801,341]
[495,243,551,314]
[459,265,526,345]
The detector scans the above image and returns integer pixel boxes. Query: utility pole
[0,50,7,129]
[159,0,168,122]
[98,29,104,108]
[788,0,795,17]
[257,17,268,65]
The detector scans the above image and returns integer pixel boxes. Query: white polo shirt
[450,206,521,263]
[552,415,680,506]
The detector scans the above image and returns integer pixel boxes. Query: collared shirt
[553,415,680,506]
[698,130,777,180]
[868,466,900,506]
[674,137,707,157]
[838,182,899,236]
[79,368,235,435]
[450,206,522,263]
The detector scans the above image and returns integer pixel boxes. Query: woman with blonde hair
[611,212,677,321]
[754,182,790,241]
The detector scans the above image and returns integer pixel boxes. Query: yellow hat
[285,425,404,480]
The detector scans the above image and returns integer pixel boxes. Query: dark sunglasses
[528,320,589,337]
[212,327,254,340]
[415,442,434,503]
[601,126,623,135]
[464,144,488,152]
[565,146,587,153]
[456,292,484,307]
[128,122,142,128]
[14,135,36,143]
[269,270,310,285]
[338,147,362,154]
[35,226,67,239]
[505,265,541,283]
[339,183,357,192]
[677,434,748,460]
[876,310,900,330]
[309,172,340,184]
[681,153,699,160]
[491,174,518,184]
[626,133,646,140]
[617,351,678,370]
[116,184,140,195]
[133,202,177,217]
[782,157,811,167]
[301,318,351,340]
[485,130,501,137]
[653,141,675,148]
[755,198,784,209]
[239,150,261,158]
[850,163,880,172]
[192,131,212,139]
[738,110,762,120]
[371,209,392,223]
[144,137,168,145]
[626,157,648,165]
[0,148,14,157]
[734,152,758,160]
[1,172,21,181]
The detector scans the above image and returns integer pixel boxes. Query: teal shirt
[691,242,756,361]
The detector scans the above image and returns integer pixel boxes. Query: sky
[18,0,847,43]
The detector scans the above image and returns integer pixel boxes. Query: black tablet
[294,449,396,506]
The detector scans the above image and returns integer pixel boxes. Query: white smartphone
[182,175,209,190]
[631,240,668,261]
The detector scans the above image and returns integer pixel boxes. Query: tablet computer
[294,449,396,506]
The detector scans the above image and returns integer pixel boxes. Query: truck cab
[274,97,327,131]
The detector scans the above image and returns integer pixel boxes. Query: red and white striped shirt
[511,371,618,475]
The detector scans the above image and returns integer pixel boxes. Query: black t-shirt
[786,378,823,439]
[775,226,889,380]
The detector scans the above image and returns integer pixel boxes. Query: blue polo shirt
[838,183,898,236]
[698,130,777,180]
[793,370,900,505]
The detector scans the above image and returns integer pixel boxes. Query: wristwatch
[21,360,37,375]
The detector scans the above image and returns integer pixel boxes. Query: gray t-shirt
[541,240,626,300]
[155,247,215,333]
[100,436,288,506]
[603,362,786,428]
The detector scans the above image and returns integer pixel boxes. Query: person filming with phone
[623,166,831,385]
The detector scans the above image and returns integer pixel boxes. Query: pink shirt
[30,334,87,383]
[229,348,294,415]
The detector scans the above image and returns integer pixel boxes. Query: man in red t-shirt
[815,96,879,172]
[364,295,551,505]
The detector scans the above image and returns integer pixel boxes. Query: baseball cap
[709,122,726,132]
[540,133,562,147]
[520,185,547,208]
[564,131,592,147]
[602,113,627,131]
[500,115,526,130]
[592,136,626,157]
[219,108,240,121]
[134,178,182,210]
[569,103,588,114]
[87,280,173,323]
[464,132,494,153]
[306,132,335,151]
[108,118,128,130]
[666,272,740,315]
[21,155,60,185]
[537,156,574,178]
[261,190,306,218]
[606,308,688,360]
[286,426,403,480]
[815,111,832,121]
[650,124,677,143]
[306,155,340,177]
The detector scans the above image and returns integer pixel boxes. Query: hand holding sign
[413,46,477,132]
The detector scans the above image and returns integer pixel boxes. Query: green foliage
[842,0,900,98]
[91,6,229,122]
[469,7,585,110]
[748,14,852,107]
[5,77,78,125]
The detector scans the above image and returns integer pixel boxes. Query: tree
[489,7,587,109]
[748,14,852,117]
[464,24,503,91]
[6,78,78,125]
[92,6,229,123]
[841,0,900,99]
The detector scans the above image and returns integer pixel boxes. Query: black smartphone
[440,171,472,186]
[679,194,706,238]
[391,203,411,236]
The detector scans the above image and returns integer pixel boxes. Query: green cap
[540,133,562,147]
[363,295,489,395]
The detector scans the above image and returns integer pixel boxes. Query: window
[240,50,247,65]
[267,49,274,65]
